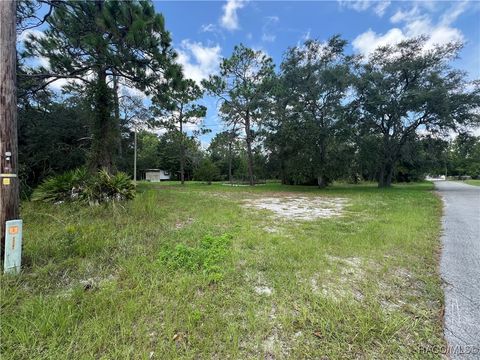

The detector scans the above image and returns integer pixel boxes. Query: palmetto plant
[31,168,88,203]
[32,168,135,204]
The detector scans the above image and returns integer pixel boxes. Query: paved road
[435,181,480,359]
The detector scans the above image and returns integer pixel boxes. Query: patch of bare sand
[174,217,194,230]
[243,196,348,221]
[310,255,367,302]
[261,304,292,360]
[309,257,428,313]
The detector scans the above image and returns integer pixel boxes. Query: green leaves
[21,0,179,173]
[265,36,354,186]
[353,36,480,186]
[202,44,275,185]
[32,168,135,204]
[31,168,89,203]
[194,159,220,184]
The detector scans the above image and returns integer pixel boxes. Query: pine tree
[151,78,206,184]
[202,45,274,186]
[23,0,180,172]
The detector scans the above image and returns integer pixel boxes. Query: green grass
[1,181,445,359]
[463,179,480,186]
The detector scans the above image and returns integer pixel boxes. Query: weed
[159,234,232,283]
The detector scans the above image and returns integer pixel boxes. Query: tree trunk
[378,136,394,188]
[317,140,328,188]
[279,148,287,185]
[378,161,386,187]
[228,141,233,184]
[113,73,122,157]
[245,113,254,186]
[385,162,394,187]
[0,0,19,254]
[378,159,395,187]
[89,68,115,172]
[89,0,116,173]
[317,175,327,188]
[179,109,185,185]
[133,126,137,183]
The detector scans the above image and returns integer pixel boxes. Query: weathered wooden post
[0,0,20,259]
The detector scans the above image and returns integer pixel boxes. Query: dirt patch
[261,304,291,359]
[174,217,194,230]
[58,274,117,298]
[255,286,273,296]
[378,267,426,312]
[263,226,280,233]
[311,256,366,302]
[311,258,426,312]
[243,196,348,221]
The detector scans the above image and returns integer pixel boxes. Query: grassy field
[1,182,445,359]
[463,179,480,186]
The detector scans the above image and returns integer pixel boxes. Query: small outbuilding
[144,169,171,182]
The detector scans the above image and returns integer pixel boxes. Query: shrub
[31,168,88,203]
[82,170,135,204]
[32,168,135,204]
[194,159,220,184]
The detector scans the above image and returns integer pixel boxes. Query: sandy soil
[242,196,348,221]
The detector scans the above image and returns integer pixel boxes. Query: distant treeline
[16,1,480,195]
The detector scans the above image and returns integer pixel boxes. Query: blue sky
[19,1,480,143]
[153,0,480,145]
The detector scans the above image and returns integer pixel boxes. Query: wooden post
[133,125,137,183]
[0,0,19,253]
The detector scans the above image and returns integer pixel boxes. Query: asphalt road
[435,181,480,359]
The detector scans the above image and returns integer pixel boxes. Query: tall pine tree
[151,78,206,184]
[202,45,274,186]
[23,0,180,172]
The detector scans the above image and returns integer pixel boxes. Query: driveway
[435,181,480,359]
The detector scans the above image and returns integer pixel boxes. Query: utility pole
[133,125,137,183]
[0,0,19,252]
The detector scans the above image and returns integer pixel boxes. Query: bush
[82,170,135,204]
[194,159,220,184]
[32,168,135,204]
[31,168,88,203]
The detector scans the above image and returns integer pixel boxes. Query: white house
[144,169,171,182]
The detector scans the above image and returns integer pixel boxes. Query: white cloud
[261,16,279,43]
[120,84,149,101]
[353,1,468,58]
[390,6,420,24]
[338,0,391,17]
[352,28,405,57]
[201,23,217,33]
[302,30,311,41]
[261,34,276,43]
[18,29,50,69]
[184,122,201,132]
[220,0,246,31]
[440,0,469,26]
[18,28,45,43]
[176,40,222,84]
[339,0,370,12]
[28,56,50,70]
[374,1,391,17]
